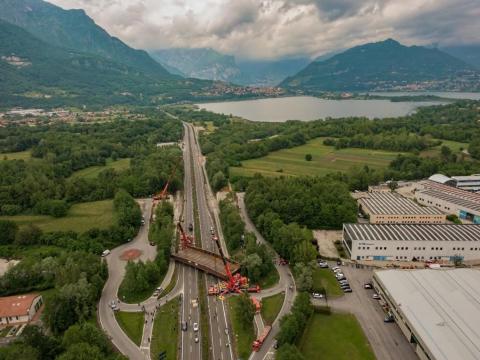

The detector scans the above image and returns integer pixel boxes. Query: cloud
[47,0,480,60]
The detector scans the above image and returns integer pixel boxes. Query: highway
[186,123,235,360]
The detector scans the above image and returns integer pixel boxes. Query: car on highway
[110,300,116,309]
[193,322,199,332]
[384,313,394,323]
[373,293,381,300]
[188,223,193,232]
[210,226,214,235]
[194,336,199,343]
[312,292,324,299]
[182,321,188,331]
[364,283,373,289]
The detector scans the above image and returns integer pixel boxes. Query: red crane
[177,222,193,249]
[154,160,180,201]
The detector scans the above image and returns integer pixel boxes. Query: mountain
[281,39,480,92]
[150,48,240,82]
[150,47,309,86]
[442,45,480,69]
[0,19,222,107]
[0,0,172,78]
[236,57,310,86]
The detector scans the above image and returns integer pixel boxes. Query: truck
[252,325,271,352]
[251,297,261,313]
[247,285,261,293]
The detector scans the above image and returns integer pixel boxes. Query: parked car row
[318,259,329,268]
[332,266,352,293]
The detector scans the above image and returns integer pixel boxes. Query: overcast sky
[47,0,480,60]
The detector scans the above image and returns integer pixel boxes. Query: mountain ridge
[280,39,480,92]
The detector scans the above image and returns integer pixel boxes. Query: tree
[57,343,103,360]
[15,224,43,246]
[62,323,110,355]
[294,263,313,292]
[237,293,255,327]
[0,220,18,245]
[388,180,398,192]
[304,154,312,161]
[243,254,263,283]
[276,344,305,360]
[212,171,227,192]
[21,325,62,360]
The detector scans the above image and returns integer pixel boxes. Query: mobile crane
[177,222,193,249]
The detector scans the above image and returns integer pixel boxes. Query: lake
[197,96,443,122]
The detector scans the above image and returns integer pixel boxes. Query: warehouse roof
[343,223,480,242]
[359,192,443,215]
[420,180,480,203]
[428,174,456,185]
[374,269,480,360]
[452,175,480,182]
[418,189,480,213]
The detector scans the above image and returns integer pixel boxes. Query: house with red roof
[0,293,43,326]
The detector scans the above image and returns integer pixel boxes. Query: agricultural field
[0,200,114,232]
[70,158,131,179]
[230,137,403,178]
[0,150,32,161]
[420,139,469,158]
[299,313,375,360]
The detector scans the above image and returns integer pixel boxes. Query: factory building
[358,192,445,224]
[452,175,480,192]
[373,269,480,360]
[342,223,480,262]
[416,181,480,224]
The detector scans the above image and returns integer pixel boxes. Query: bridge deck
[172,246,240,280]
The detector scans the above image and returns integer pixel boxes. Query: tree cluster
[276,292,313,347]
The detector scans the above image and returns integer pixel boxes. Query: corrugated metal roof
[429,174,454,184]
[418,189,480,212]
[375,269,480,360]
[344,224,480,242]
[360,192,443,215]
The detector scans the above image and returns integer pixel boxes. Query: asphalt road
[237,193,297,360]
[313,263,418,360]
[98,199,156,360]
[186,123,235,360]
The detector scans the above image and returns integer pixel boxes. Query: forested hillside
[281,39,480,92]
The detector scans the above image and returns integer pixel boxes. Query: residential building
[373,269,480,360]
[342,223,480,262]
[358,192,445,224]
[0,294,43,326]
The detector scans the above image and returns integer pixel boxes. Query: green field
[230,137,403,177]
[261,292,285,325]
[115,311,145,346]
[0,199,114,232]
[151,297,179,360]
[1,150,32,161]
[70,158,131,179]
[420,139,469,158]
[312,268,343,298]
[299,313,375,360]
[228,296,255,360]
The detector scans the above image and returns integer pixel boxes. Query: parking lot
[315,263,418,360]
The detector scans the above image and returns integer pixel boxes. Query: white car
[333,268,342,273]
[335,273,345,278]
[373,293,381,300]
[194,336,199,343]
[193,322,199,332]
[312,293,324,299]
[331,266,340,271]
[101,249,111,257]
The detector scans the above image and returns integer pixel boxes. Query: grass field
[420,139,469,158]
[230,137,403,178]
[115,311,145,346]
[151,297,179,360]
[312,268,343,298]
[228,296,255,360]
[0,200,114,232]
[70,158,131,179]
[261,292,285,325]
[0,150,32,161]
[299,313,375,360]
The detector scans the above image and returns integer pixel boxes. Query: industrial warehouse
[373,269,480,360]
[416,180,480,224]
[358,191,445,224]
[343,223,480,261]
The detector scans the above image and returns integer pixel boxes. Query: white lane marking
[181,265,185,360]
[221,299,234,360]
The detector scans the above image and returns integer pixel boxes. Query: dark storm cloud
[48,0,480,60]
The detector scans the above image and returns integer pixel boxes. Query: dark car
[336,259,342,266]
[188,223,193,232]
[340,283,350,289]
[343,288,352,293]
[181,321,188,331]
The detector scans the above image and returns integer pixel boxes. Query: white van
[101,249,111,257]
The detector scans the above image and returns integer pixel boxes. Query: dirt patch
[313,230,342,258]
[120,249,142,261]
